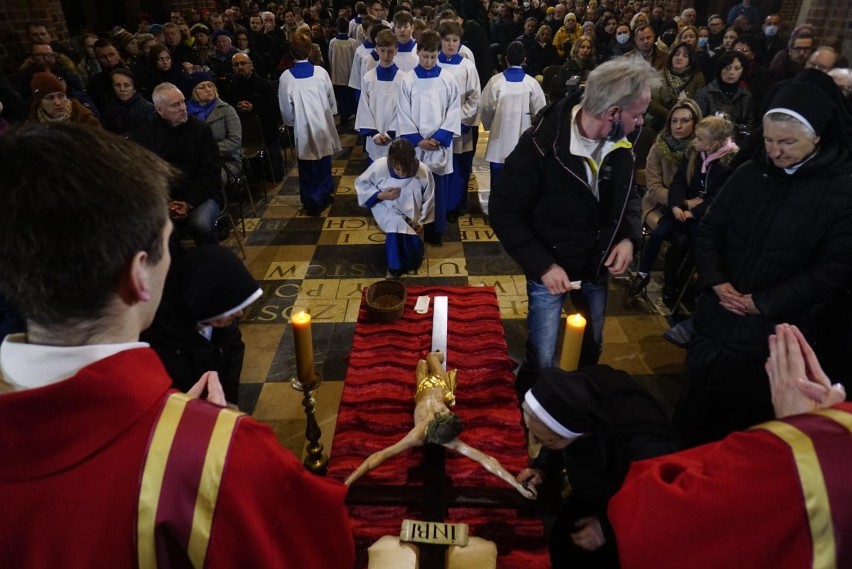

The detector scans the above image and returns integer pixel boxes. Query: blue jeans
[516,273,609,398]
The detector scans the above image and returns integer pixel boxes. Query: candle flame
[568,313,586,327]
[292,310,311,324]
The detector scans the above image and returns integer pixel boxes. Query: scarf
[664,65,692,95]
[701,137,738,173]
[187,98,217,122]
[656,131,690,165]
[37,99,72,123]
[717,78,739,98]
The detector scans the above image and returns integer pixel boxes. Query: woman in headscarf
[646,42,705,132]
[519,365,681,568]
[680,71,852,446]
[28,71,100,127]
[186,71,242,185]
[141,245,262,405]
[101,68,155,134]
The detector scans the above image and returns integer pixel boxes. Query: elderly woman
[102,68,155,134]
[694,50,753,138]
[550,35,596,100]
[526,24,561,78]
[646,42,705,132]
[519,366,681,568]
[553,12,582,59]
[28,71,100,127]
[680,72,852,446]
[186,71,242,184]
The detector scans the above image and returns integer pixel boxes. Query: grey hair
[581,57,661,117]
[152,82,181,105]
[764,111,817,136]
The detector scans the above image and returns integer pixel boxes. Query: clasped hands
[712,282,759,316]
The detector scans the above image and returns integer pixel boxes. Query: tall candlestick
[559,313,586,372]
[291,310,315,384]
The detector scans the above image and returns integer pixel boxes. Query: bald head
[232,52,253,77]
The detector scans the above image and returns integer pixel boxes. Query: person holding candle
[0,123,354,567]
[490,57,656,400]
[517,364,681,567]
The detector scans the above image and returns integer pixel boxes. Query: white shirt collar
[0,333,148,390]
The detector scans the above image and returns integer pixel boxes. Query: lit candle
[291,310,315,383]
[558,313,586,372]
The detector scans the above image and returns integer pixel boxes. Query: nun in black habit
[141,245,262,405]
[518,365,681,569]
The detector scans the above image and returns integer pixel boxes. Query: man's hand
[418,139,439,151]
[374,133,392,145]
[541,264,572,294]
[236,100,253,112]
[571,517,606,552]
[378,187,401,201]
[712,282,748,315]
[604,238,633,275]
[169,200,190,220]
[767,324,846,418]
[187,371,228,407]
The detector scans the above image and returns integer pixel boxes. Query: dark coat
[489,92,642,282]
[692,143,852,362]
[102,92,155,135]
[667,149,737,220]
[130,115,221,207]
[694,79,754,132]
[221,72,280,143]
[525,42,560,77]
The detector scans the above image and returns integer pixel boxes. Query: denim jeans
[516,273,609,398]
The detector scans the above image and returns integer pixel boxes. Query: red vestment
[0,348,354,568]
[609,403,852,569]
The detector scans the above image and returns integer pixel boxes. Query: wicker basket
[365,280,407,322]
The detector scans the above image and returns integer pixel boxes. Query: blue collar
[438,52,462,64]
[413,64,441,78]
[376,63,398,81]
[335,33,348,40]
[363,39,375,49]
[397,39,416,52]
[503,67,525,82]
[290,60,314,78]
[370,50,379,60]
[354,15,362,23]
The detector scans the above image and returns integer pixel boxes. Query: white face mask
[764,24,778,37]
[697,37,709,48]
[616,32,630,45]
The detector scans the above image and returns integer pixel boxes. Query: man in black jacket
[490,58,658,399]
[130,83,221,246]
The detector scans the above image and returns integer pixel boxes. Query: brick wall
[1,0,71,78]
[798,0,852,49]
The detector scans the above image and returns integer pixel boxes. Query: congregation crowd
[2,0,852,567]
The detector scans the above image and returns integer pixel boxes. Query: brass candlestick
[291,371,328,475]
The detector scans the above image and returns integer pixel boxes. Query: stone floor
[223,128,688,461]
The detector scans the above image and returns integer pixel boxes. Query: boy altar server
[279,31,341,215]
[392,11,418,72]
[480,41,547,177]
[356,138,435,276]
[347,15,378,98]
[356,29,403,162]
[397,29,461,245]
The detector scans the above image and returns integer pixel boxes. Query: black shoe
[424,233,442,246]
[446,210,459,223]
[628,273,650,297]
[388,268,403,278]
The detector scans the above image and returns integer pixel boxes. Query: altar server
[279,31,341,215]
[347,15,378,98]
[328,17,360,125]
[397,29,461,245]
[392,11,418,72]
[356,138,434,276]
[437,20,481,220]
[480,42,547,177]
[356,29,403,162]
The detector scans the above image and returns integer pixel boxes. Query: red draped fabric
[328,286,548,568]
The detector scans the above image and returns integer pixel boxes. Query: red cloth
[610,403,852,569]
[0,348,354,568]
[327,286,547,568]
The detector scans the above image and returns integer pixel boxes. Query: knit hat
[188,70,216,91]
[149,23,164,34]
[211,29,233,42]
[190,23,210,36]
[30,72,66,107]
[112,27,134,50]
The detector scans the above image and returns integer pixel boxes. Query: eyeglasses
[791,46,814,53]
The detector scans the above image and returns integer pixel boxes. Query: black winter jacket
[489,93,642,282]
[693,143,852,361]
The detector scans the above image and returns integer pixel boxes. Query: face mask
[763,24,778,37]
[616,32,630,45]
[661,31,676,46]
[697,37,709,48]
